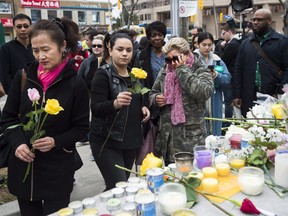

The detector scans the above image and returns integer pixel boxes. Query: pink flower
[27,88,40,103]
[240,198,260,214]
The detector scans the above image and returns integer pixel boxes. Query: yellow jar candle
[57,208,73,216]
[202,167,218,178]
[215,163,230,177]
[187,172,204,190]
[202,178,219,193]
[230,158,245,169]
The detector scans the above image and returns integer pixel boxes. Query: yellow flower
[140,153,162,176]
[44,99,64,115]
[271,103,284,119]
[131,67,147,79]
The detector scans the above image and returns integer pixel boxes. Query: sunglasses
[92,44,103,48]
[165,56,180,64]
[15,24,30,29]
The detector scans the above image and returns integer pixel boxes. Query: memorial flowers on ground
[10,88,64,182]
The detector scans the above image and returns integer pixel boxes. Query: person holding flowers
[0,18,89,215]
[149,37,213,165]
[89,32,150,191]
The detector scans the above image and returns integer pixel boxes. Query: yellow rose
[44,99,64,115]
[140,153,162,176]
[271,104,284,119]
[131,68,147,79]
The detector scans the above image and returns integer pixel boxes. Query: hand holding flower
[32,136,55,152]
[114,91,132,110]
[15,144,35,163]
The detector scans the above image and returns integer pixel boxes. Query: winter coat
[1,61,89,201]
[149,54,213,162]
[234,29,288,115]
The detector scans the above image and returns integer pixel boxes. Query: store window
[78,11,86,24]
[63,11,72,20]
[92,11,100,23]
[48,10,57,20]
[31,10,41,23]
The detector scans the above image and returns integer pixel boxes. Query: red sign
[0,18,13,27]
[20,0,60,9]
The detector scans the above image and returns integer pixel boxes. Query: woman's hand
[175,54,188,68]
[15,144,35,162]
[142,106,150,123]
[155,94,166,107]
[33,136,55,152]
[114,91,132,110]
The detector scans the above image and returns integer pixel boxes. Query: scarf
[164,53,194,125]
[38,60,67,92]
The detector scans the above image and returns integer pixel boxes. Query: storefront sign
[0,2,12,14]
[0,18,13,27]
[79,3,102,9]
[20,0,61,9]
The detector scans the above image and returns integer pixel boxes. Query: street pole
[108,0,112,31]
[171,0,180,36]
[212,0,219,38]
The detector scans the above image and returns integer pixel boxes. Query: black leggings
[91,143,137,191]
[18,196,70,216]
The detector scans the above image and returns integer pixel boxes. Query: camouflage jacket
[149,54,213,163]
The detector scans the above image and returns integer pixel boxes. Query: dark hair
[138,36,149,50]
[197,32,214,44]
[13,13,32,26]
[85,30,98,41]
[116,29,137,38]
[109,33,133,49]
[145,21,167,40]
[192,26,203,34]
[29,18,79,54]
[221,24,236,34]
[102,32,113,62]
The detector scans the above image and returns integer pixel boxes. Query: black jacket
[234,29,288,115]
[1,61,89,201]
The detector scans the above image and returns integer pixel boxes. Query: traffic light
[220,13,223,22]
[198,0,203,10]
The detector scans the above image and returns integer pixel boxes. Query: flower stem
[23,148,35,183]
[115,164,141,176]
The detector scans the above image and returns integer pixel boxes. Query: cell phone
[208,65,214,71]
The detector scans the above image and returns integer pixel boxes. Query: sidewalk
[0,144,105,216]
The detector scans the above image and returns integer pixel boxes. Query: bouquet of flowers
[11,88,64,182]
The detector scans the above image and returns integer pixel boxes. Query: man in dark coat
[0,13,35,93]
[232,9,288,116]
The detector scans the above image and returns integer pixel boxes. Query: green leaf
[185,184,198,202]
[133,83,141,93]
[128,87,136,93]
[26,112,34,117]
[185,201,196,208]
[36,108,44,115]
[186,177,201,188]
[23,120,34,131]
[140,87,150,95]
[7,124,22,129]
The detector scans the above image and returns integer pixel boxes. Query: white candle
[158,191,187,215]
[238,167,265,196]
[275,151,288,188]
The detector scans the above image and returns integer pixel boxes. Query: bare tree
[120,0,141,29]
[280,0,288,34]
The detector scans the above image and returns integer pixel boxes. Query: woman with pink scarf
[149,37,213,165]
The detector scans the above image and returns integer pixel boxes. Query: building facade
[0,0,112,42]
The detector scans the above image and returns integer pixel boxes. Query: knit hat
[146,21,167,40]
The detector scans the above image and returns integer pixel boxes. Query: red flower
[240,198,260,214]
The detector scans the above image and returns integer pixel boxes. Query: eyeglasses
[92,44,103,48]
[221,31,228,36]
[165,56,180,64]
[250,17,270,22]
[15,24,30,29]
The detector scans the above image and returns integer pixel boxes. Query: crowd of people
[0,8,287,215]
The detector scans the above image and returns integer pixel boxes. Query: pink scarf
[164,53,194,125]
[38,60,67,92]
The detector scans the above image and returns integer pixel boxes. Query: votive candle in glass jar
[238,167,264,196]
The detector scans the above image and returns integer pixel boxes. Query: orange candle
[202,178,219,193]
[215,163,230,177]
[230,158,245,169]
[202,167,218,178]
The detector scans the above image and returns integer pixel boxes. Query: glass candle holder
[229,134,242,149]
[238,167,264,196]
[173,152,193,175]
[193,146,213,171]
[158,183,187,215]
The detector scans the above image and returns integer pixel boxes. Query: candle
[229,158,245,169]
[100,191,113,202]
[229,134,241,149]
[125,186,139,196]
[202,178,219,193]
[202,167,218,178]
[106,198,121,211]
[57,208,73,216]
[275,150,288,188]
[112,187,125,198]
[238,167,264,196]
[187,172,204,190]
[158,183,187,215]
[215,163,230,177]
[172,209,197,216]
[195,150,213,169]
[82,197,96,208]
[116,181,128,189]
[82,208,98,216]
[68,201,83,214]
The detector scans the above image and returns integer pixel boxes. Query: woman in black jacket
[89,33,150,191]
[0,18,89,215]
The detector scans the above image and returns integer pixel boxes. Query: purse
[0,70,27,168]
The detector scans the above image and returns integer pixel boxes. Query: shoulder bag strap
[251,40,283,76]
